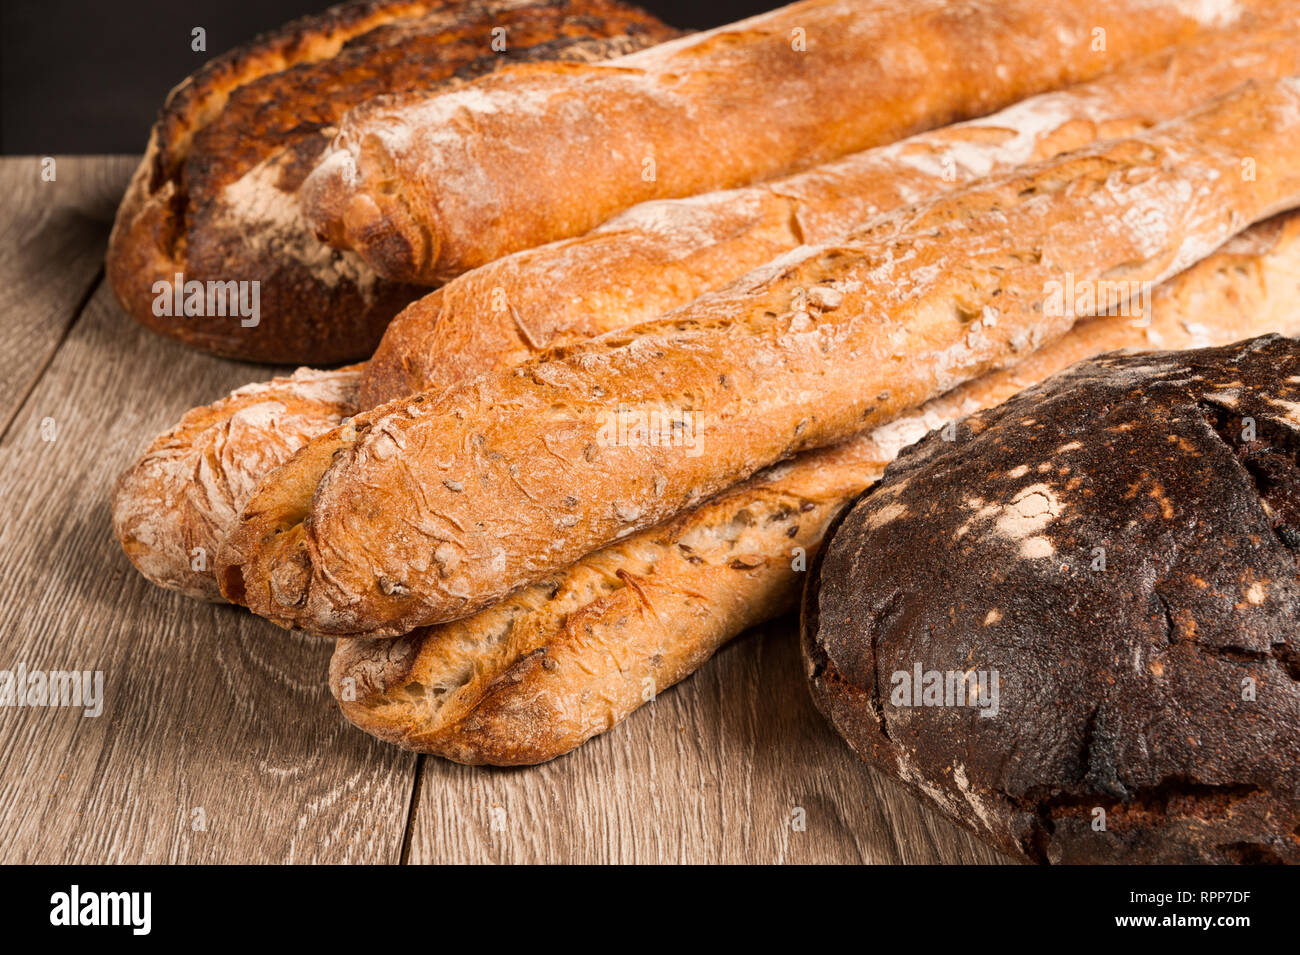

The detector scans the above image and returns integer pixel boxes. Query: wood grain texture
[0,214,416,863]
[0,157,1002,864]
[404,620,1013,863]
[0,156,137,434]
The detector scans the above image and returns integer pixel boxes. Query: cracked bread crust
[105,0,678,364]
[327,213,1300,765]
[358,26,1300,408]
[111,366,363,601]
[218,78,1300,637]
[802,335,1300,863]
[300,0,1291,285]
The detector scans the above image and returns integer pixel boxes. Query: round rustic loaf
[801,334,1300,864]
[106,0,677,364]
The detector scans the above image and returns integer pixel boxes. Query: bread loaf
[219,77,1300,637]
[106,0,677,364]
[114,31,1300,602]
[360,25,1300,407]
[301,0,1281,284]
[112,366,362,600]
[329,212,1300,764]
[802,334,1300,863]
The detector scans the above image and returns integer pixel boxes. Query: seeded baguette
[219,78,1300,637]
[112,367,363,600]
[115,31,1300,602]
[329,210,1300,764]
[106,0,677,364]
[302,0,1278,284]
[360,26,1300,407]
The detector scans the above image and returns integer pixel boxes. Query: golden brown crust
[301,0,1288,284]
[358,26,1300,407]
[330,211,1300,764]
[111,367,363,600]
[117,28,1299,604]
[219,78,1300,637]
[106,0,678,364]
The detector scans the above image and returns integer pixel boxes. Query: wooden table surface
[0,156,1010,864]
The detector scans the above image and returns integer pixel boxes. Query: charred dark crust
[179,2,678,207]
[108,0,679,363]
[153,0,674,199]
[801,334,1300,864]
[149,1,438,192]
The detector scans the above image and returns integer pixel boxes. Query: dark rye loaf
[802,335,1300,864]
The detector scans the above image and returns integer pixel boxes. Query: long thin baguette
[329,211,1300,764]
[219,77,1300,637]
[301,0,1280,284]
[359,25,1300,407]
[114,27,1300,601]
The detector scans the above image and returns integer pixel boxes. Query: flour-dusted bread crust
[106,0,677,364]
[115,30,1300,605]
[112,367,362,600]
[219,78,1300,637]
[329,212,1300,764]
[328,438,875,763]
[803,335,1300,864]
[359,26,1300,407]
[114,28,1300,604]
[301,0,1280,284]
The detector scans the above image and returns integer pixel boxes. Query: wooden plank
[0,155,137,434]
[0,154,1008,864]
[404,619,1014,864]
[0,275,417,864]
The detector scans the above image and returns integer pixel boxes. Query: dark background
[0,0,774,155]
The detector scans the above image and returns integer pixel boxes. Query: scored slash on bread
[328,213,1300,765]
[358,25,1300,407]
[299,0,1287,285]
[217,76,1300,638]
[105,0,679,364]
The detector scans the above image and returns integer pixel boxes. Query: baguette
[112,367,363,600]
[359,26,1300,406]
[301,0,1287,284]
[329,211,1300,764]
[106,0,677,364]
[116,30,1300,601]
[218,77,1300,637]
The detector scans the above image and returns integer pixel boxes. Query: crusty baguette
[112,367,362,600]
[359,25,1300,407]
[219,77,1300,637]
[329,210,1300,764]
[115,29,1300,602]
[301,0,1288,284]
[107,0,677,364]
